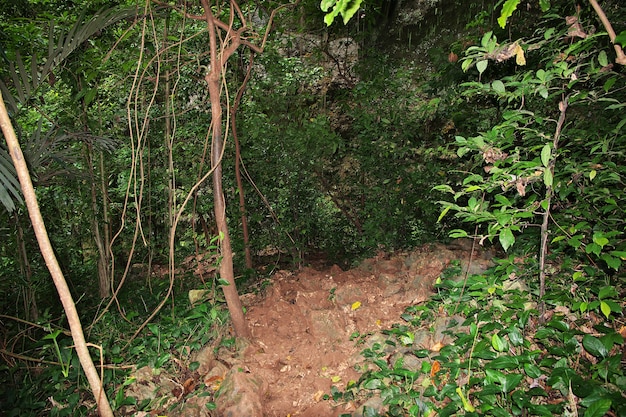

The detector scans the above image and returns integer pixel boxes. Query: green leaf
[601,254,621,270]
[492,80,505,94]
[524,363,543,378]
[498,0,521,28]
[363,378,382,390]
[600,301,612,319]
[539,0,550,12]
[592,234,609,247]
[508,328,524,346]
[503,373,523,392]
[598,286,618,299]
[488,355,519,369]
[491,333,508,352]
[42,329,63,340]
[598,50,608,67]
[583,398,612,417]
[615,30,626,47]
[476,60,488,74]
[582,335,608,358]
[541,144,551,167]
[499,228,515,252]
[320,0,335,12]
[437,205,451,223]
[543,168,553,187]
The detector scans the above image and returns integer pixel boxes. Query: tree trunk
[0,91,114,417]
[202,0,251,339]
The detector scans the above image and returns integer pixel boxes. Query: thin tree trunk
[0,91,114,416]
[201,0,250,338]
[538,95,569,321]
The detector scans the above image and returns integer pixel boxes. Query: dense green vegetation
[0,0,624,415]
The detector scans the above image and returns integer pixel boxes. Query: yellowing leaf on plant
[331,375,341,383]
[456,387,476,412]
[515,43,526,65]
[351,301,361,311]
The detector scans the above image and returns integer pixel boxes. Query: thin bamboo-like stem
[0,90,114,417]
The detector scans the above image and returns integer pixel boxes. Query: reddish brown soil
[234,242,492,416]
[125,242,493,417]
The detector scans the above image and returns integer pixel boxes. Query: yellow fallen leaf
[351,301,361,311]
[331,375,341,383]
[313,390,325,402]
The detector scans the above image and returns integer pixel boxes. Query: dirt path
[232,242,492,416]
[125,242,493,416]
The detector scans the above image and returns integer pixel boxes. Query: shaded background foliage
[0,0,625,415]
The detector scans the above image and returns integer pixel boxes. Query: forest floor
[126,241,495,417]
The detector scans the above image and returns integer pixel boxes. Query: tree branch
[588,0,626,65]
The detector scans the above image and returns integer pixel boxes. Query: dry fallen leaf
[313,390,325,402]
[430,360,441,377]
[430,341,445,352]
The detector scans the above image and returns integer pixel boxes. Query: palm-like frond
[0,5,138,212]
[0,145,22,212]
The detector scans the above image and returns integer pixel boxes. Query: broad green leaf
[582,334,608,358]
[615,30,626,46]
[492,333,508,352]
[583,398,612,417]
[601,254,621,270]
[600,301,611,319]
[508,328,524,346]
[524,363,543,378]
[539,0,550,12]
[492,80,505,94]
[499,228,515,251]
[541,144,551,167]
[485,369,507,386]
[481,31,494,48]
[488,355,519,369]
[592,234,609,247]
[461,58,473,72]
[543,168,553,187]
[503,373,523,392]
[476,60,488,74]
[603,77,616,93]
[494,194,512,207]
[498,0,521,28]
[589,169,597,180]
[598,286,618,299]
[598,50,609,67]
[320,0,334,11]
[363,378,382,389]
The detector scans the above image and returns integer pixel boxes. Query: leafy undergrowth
[0,273,234,416]
[330,258,625,417]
